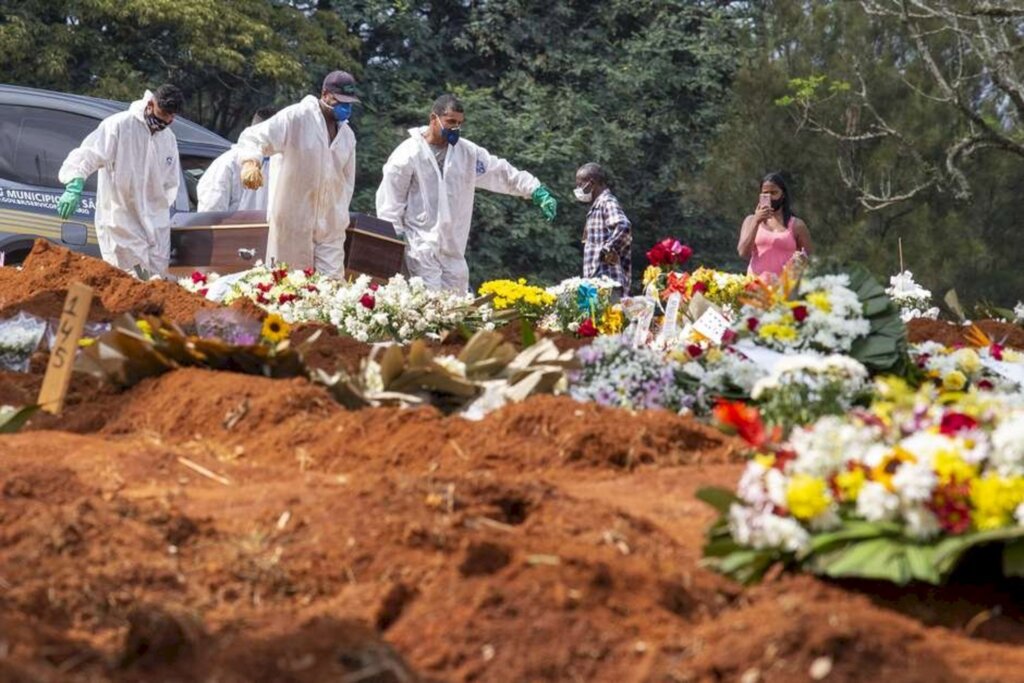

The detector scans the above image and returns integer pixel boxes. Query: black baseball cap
[322,71,360,103]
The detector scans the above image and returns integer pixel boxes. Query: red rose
[190,271,207,285]
[369,282,380,292]
[360,293,376,310]
[303,267,316,277]
[278,293,297,305]
[978,379,995,391]
[990,343,1004,361]
[687,344,703,358]
[691,281,708,295]
[792,305,809,322]
[722,329,738,345]
[197,288,208,298]
[578,318,598,337]
[746,317,759,332]
[256,292,269,304]
[256,282,273,293]
[940,412,978,436]
[306,285,319,293]
[645,238,693,267]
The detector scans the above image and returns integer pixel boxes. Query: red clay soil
[5,255,1024,681]
[0,240,216,325]
[3,367,1024,682]
[908,318,1024,349]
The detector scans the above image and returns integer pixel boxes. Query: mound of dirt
[0,240,216,325]
[908,318,1024,349]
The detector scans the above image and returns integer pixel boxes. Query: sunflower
[261,313,291,344]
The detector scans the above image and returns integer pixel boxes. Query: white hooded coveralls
[375,127,541,292]
[58,90,180,275]
[197,147,269,212]
[237,96,355,276]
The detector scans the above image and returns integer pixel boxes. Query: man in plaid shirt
[576,163,631,295]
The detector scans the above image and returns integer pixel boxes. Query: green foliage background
[2,0,1022,301]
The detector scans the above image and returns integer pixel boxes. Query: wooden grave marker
[38,282,94,414]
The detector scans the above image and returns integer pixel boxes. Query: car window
[0,104,101,192]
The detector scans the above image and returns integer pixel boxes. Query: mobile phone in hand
[758,193,771,210]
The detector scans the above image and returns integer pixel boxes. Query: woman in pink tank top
[737,172,813,277]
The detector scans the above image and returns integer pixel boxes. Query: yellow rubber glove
[240,159,264,190]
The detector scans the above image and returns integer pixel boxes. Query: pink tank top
[748,217,797,277]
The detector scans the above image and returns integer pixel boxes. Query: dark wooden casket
[169,210,405,280]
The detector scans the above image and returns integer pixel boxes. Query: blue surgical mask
[330,102,352,122]
[440,125,461,146]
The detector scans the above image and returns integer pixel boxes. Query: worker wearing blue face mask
[375,93,558,292]
[236,71,359,276]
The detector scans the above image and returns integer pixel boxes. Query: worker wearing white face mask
[236,71,359,276]
[197,106,277,213]
[375,93,558,292]
[57,85,184,276]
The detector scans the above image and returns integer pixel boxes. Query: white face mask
[574,184,593,203]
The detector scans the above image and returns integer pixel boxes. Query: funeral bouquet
[735,272,870,354]
[885,270,939,322]
[569,334,686,411]
[477,278,555,320]
[540,276,623,337]
[910,330,1024,393]
[701,380,1024,585]
[326,273,493,343]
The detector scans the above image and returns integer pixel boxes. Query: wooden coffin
[169,210,405,280]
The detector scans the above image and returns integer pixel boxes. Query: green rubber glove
[531,185,558,222]
[57,178,85,219]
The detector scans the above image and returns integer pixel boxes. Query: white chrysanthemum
[728,504,810,553]
[789,417,878,478]
[890,460,938,503]
[990,418,1024,477]
[899,432,955,465]
[856,482,901,522]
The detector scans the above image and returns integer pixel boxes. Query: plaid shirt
[583,189,632,294]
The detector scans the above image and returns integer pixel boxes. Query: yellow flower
[952,348,981,374]
[934,449,978,485]
[970,476,1024,531]
[478,279,555,313]
[705,347,724,363]
[785,474,832,521]
[135,319,154,340]
[806,291,832,312]
[261,313,291,344]
[598,306,624,335]
[78,337,96,348]
[643,266,663,286]
[754,453,775,469]
[758,323,798,343]
[835,468,867,502]
[943,370,967,392]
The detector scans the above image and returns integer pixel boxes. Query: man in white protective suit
[197,107,277,212]
[236,71,359,276]
[57,85,185,276]
[375,93,559,292]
